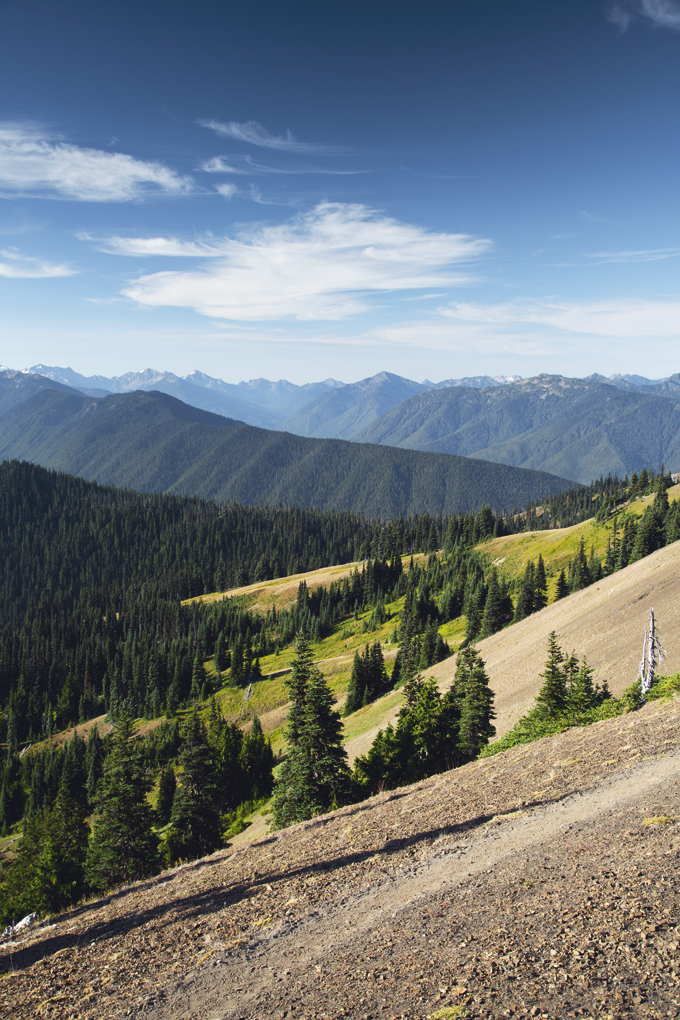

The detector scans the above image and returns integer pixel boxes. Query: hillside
[345,536,680,763]
[0,388,574,516]
[0,369,79,415]
[4,695,680,1020]
[357,374,680,483]
[282,370,427,439]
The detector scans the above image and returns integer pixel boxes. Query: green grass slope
[0,388,574,516]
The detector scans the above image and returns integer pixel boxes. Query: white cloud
[198,119,336,153]
[609,0,680,29]
[0,247,76,278]
[120,202,491,321]
[586,248,680,263]
[439,298,680,338]
[640,0,680,27]
[216,183,238,199]
[0,123,191,202]
[201,156,244,174]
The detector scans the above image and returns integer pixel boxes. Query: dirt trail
[147,750,680,1020]
[5,696,680,1020]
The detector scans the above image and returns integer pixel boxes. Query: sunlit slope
[344,538,680,763]
[183,553,427,612]
[479,483,680,594]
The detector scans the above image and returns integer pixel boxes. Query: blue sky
[0,0,679,384]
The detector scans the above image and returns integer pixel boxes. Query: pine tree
[464,587,484,642]
[514,562,535,621]
[214,721,246,810]
[343,650,364,716]
[156,763,177,825]
[298,669,352,812]
[61,730,87,810]
[419,621,438,669]
[534,632,567,719]
[272,637,352,827]
[455,646,496,760]
[85,707,160,890]
[569,537,591,591]
[480,568,502,638]
[569,656,596,713]
[554,568,569,601]
[533,555,548,611]
[0,786,89,924]
[240,715,275,801]
[190,651,204,701]
[85,723,104,808]
[167,709,221,863]
[212,630,226,678]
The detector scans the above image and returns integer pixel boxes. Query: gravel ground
[3,696,680,1020]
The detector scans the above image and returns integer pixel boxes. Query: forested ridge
[0,387,574,517]
[0,458,660,755]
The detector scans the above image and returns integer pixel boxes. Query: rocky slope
[3,696,680,1020]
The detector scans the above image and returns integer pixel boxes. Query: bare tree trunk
[638,608,666,702]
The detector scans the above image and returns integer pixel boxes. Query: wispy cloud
[201,154,362,176]
[609,0,680,30]
[0,247,77,278]
[215,183,238,200]
[439,298,680,338]
[198,119,338,153]
[119,202,491,321]
[586,247,680,263]
[0,123,191,202]
[80,233,224,257]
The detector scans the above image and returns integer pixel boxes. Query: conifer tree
[554,568,569,601]
[419,621,438,669]
[455,646,496,759]
[85,707,160,890]
[272,635,351,827]
[156,763,177,825]
[61,730,87,810]
[570,537,591,591]
[534,632,568,719]
[239,715,275,801]
[480,568,502,638]
[514,562,535,621]
[569,656,596,713]
[167,709,221,863]
[190,651,204,701]
[343,649,364,716]
[211,720,244,811]
[533,555,548,611]
[464,587,484,642]
[212,631,226,678]
[85,723,104,808]
[0,786,89,924]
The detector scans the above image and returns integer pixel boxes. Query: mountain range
[10,364,680,484]
[0,380,571,517]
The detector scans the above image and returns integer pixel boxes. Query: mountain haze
[281,370,428,439]
[0,387,573,517]
[357,374,680,483]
